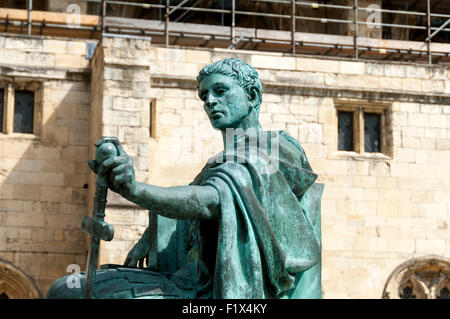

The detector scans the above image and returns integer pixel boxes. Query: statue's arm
[126,182,220,220]
[95,153,219,220]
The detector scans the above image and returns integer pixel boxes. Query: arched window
[382,255,450,299]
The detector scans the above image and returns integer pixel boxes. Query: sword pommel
[95,142,117,164]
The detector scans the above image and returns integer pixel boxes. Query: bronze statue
[46,58,323,299]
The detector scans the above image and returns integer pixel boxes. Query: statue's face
[198,73,250,130]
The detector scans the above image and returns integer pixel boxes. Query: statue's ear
[247,86,261,109]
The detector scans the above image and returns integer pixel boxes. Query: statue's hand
[89,138,137,199]
[124,228,150,268]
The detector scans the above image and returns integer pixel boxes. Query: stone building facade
[0,33,449,299]
[0,34,93,297]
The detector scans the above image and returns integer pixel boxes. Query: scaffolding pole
[426,18,450,41]
[101,0,106,38]
[427,0,431,65]
[231,0,235,48]
[165,0,169,46]
[27,0,32,35]
[292,0,295,54]
[354,0,358,59]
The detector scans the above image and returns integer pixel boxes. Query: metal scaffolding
[6,0,450,64]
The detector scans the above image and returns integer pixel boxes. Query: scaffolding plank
[0,8,100,26]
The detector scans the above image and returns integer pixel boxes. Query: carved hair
[197,58,262,105]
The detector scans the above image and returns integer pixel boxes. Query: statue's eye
[215,87,227,95]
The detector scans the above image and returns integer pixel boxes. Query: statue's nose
[205,92,218,108]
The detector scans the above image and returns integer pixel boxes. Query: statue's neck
[221,120,262,148]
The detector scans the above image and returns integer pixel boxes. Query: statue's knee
[46,274,84,299]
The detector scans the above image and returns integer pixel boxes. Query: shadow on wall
[0,78,92,297]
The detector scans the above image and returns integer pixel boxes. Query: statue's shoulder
[278,130,307,155]
[275,130,312,169]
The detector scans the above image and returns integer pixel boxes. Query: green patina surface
[46,58,323,299]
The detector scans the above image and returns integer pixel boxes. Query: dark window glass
[14,90,34,134]
[0,88,4,132]
[364,113,381,153]
[87,2,101,15]
[400,286,416,299]
[338,111,353,151]
[0,293,8,299]
[438,287,449,299]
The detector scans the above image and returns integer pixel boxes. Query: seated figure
[46,58,323,299]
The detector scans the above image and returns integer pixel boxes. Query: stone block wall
[88,36,153,267]
[0,34,92,296]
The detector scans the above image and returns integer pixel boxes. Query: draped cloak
[46,130,322,299]
[170,129,321,299]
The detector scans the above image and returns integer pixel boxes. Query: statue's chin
[212,123,239,131]
[210,114,252,132]
[211,119,246,131]
[210,118,229,131]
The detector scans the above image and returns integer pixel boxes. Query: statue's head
[197,58,262,131]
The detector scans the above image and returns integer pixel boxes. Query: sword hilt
[81,216,114,241]
[82,138,121,299]
[81,140,118,239]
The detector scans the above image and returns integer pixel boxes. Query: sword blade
[83,236,100,299]
[147,211,158,270]
[83,181,108,299]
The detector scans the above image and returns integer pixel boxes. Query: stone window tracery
[382,255,450,299]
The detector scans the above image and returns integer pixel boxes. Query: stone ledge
[150,74,450,105]
[0,64,90,81]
